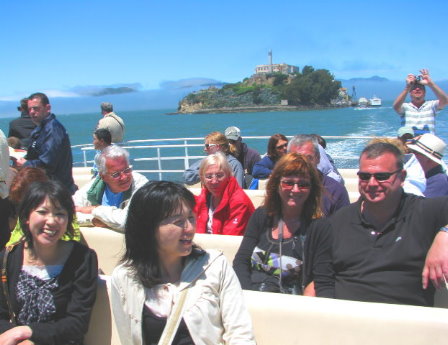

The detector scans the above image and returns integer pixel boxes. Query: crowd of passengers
[0,86,447,344]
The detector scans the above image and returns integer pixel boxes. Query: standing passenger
[15,93,77,194]
[393,69,448,135]
[111,181,255,345]
[8,98,36,150]
[97,102,125,143]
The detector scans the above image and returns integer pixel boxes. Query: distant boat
[369,96,382,107]
[358,97,369,108]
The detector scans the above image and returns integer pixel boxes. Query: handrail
[72,135,377,180]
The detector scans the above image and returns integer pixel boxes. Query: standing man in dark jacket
[8,98,36,149]
[15,92,77,194]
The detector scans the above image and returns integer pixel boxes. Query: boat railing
[73,135,376,181]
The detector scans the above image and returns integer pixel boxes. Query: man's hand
[75,205,97,214]
[92,217,108,228]
[419,68,433,86]
[422,231,448,289]
[406,73,416,88]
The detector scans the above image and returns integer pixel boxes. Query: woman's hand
[0,326,32,345]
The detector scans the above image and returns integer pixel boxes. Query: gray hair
[101,102,113,113]
[97,145,130,174]
[287,134,320,160]
[199,152,233,185]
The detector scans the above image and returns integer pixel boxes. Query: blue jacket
[25,114,77,193]
[252,155,276,179]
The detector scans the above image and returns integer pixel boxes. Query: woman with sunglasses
[195,152,255,235]
[184,131,244,187]
[233,152,334,296]
[252,134,288,179]
[111,181,255,345]
[0,181,98,345]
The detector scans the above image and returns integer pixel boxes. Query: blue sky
[1,0,447,101]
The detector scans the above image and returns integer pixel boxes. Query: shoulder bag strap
[157,287,189,345]
[1,245,17,325]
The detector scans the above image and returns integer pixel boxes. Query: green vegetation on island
[177,66,347,114]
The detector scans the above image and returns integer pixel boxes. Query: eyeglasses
[276,143,288,150]
[280,180,311,190]
[204,172,226,181]
[357,169,401,182]
[109,167,132,179]
[204,143,219,149]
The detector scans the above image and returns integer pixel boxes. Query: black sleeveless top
[142,305,195,345]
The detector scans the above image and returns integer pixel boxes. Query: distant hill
[338,76,448,101]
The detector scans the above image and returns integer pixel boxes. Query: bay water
[1,102,447,181]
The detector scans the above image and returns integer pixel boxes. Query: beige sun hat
[407,133,446,165]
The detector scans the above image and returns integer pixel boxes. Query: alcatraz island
[175,51,351,114]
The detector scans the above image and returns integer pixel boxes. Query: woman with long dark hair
[233,153,333,296]
[252,133,288,179]
[111,181,255,345]
[0,181,98,344]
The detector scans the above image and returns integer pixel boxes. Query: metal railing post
[157,147,162,180]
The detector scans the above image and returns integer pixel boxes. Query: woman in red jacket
[195,152,255,235]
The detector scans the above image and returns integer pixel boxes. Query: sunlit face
[28,97,51,125]
[203,164,229,197]
[358,152,405,204]
[156,203,196,260]
[26,197,68,247]
[290,142,319,167]
[204,140,221,154]
[100,157,133,193]
[410,84,426,102]
[278,174,311,209]
[275,140,288,156]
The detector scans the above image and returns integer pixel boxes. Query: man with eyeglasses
[74,145,148,231]
[393,69,448,135]
[329,142,448,306]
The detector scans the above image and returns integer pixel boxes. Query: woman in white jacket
[111,181,255,345]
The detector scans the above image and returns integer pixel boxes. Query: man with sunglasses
[330,142,448,306]
[74,145,148,231]
[393,69,448,135]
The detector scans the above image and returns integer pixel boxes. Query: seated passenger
[288,135,350,216]
[195,152,255,235]
[111,181,255,345]
[183,131,244,187]
[225,126,261,187]
[252,133,288,179]
[408,133,448,198]
[311,134,344,184]
[74,145,148,231]
[91,128,112,178]
[6,167,81,246]
[0,181,98,344]
[233,153,333,296]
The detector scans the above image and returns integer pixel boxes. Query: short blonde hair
[199,152,232,185]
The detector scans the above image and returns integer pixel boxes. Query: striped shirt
[399,100,440,135]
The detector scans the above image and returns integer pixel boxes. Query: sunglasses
[280,180,311,190]
[357,169,401,182]
[204,143,219,149]
[276,143,288,150]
